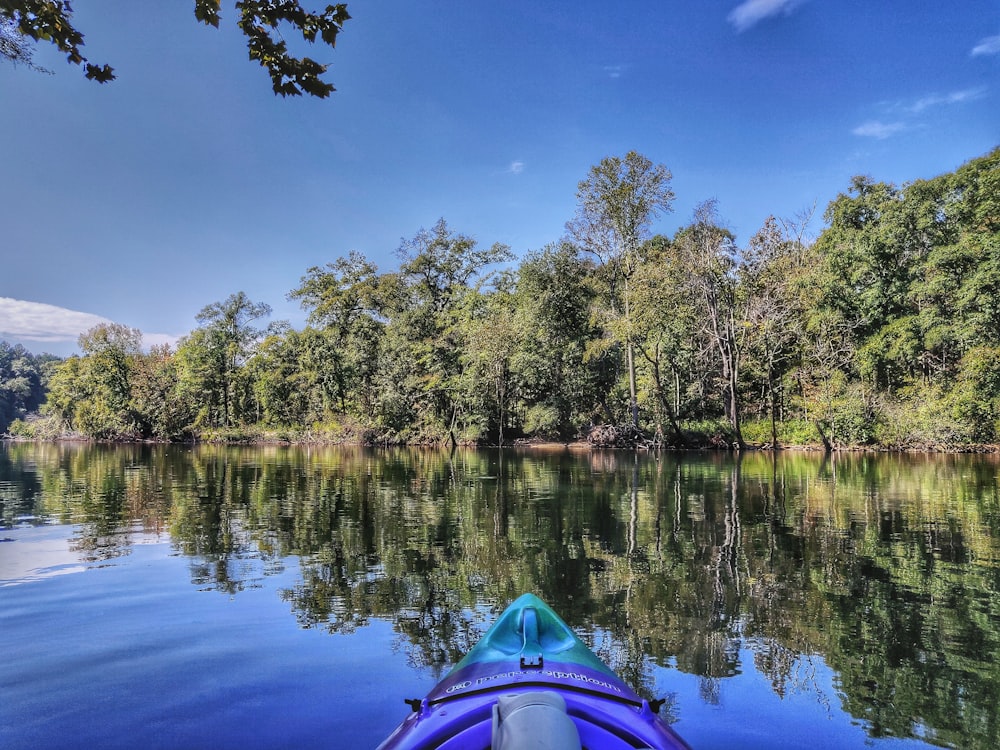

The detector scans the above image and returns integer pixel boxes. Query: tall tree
[513,243,605,439]
[380,219,511,442]
[182,291,272,428]
[741,215,809,446]
[676,200,746,448]
[815,176,922,392]
[459,276,519,445]
[629,235,697,444]
[288,250,384,418]
[1,1,350,96]
[44,323,143,438]
[247,325,311,425]
[566,151,674,429]
[131,344,191,439]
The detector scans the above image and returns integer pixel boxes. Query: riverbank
[4,428,998,454]
[6,407,999,452]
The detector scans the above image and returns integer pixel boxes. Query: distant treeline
[4,147,999,448]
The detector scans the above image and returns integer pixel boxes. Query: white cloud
[0,297,112,343]
[853,87,986,139]
[507,160,525,175]
[971,34,1000,56]
[852,121,907,140]
[728,0,804,32]
[603,65,625,79]
[909,86,987,113]
[0,297,179,351]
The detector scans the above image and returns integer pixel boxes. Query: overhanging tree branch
[0,0,350,96]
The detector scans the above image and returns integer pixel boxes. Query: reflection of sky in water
[2,536,416,750]
[0,526,87,587]
[0,524,168,587]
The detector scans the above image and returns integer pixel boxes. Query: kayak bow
[377,593,691,749]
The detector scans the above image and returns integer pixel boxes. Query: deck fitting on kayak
[520,653,544,668]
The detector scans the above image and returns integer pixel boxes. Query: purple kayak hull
[377,594,691,749]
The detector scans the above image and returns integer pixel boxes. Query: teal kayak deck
[377,594,691,749]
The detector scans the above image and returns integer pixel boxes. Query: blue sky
[1,0,997,356]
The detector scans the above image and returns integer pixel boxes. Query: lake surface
[2,443,998,749]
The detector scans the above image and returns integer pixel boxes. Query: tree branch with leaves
[0,0,350,96]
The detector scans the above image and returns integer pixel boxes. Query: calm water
[2,443,999,750]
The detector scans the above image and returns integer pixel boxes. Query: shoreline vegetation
[4,422,999,454]
[2,148,999,453]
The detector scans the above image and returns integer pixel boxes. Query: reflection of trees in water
[1,442,174,559]
[5,442,1000,747]
[393,579,487,678]
[0,442,45,524]
[576,450,1000,748]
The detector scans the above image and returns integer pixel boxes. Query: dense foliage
[4,147,999,447]
[0,341,55,434]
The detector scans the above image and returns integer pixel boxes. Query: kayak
[377,593,691,749]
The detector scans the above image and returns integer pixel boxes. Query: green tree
[177,292,272,428]
[797,148,999,445]
[43,323,143,438]
[628,235,697,443]
[675,200,746,448]
[174,327,223,429]
[566,151,675,430]
[245,324,352,427]
[1,0,350,96]
[741,216,810,446]
[513,243,605,439]
[288,250,385,419]
[379,219,512,442]
[247,325,309,425]
[948,149,1000,350]
[820,177,915,332]
[130,344,191,439]
[459,277,520,444]
[949,345,1000,441]
[0,340,53,433]
[814,176,926,393]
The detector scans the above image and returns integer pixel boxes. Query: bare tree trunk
[497,372,505,447]
[716,320,744,449]
[815,419,832,452]
[728,353,744,449]
[627,340,639,429]
[447,407,459,449]
[645,348,683,443]
[624,278,640,429]
[673,366,681,417]
[768,369,779,447]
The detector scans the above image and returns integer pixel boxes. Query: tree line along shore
[2,148,998,451]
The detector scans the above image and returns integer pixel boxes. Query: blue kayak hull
[377,594,691,749]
